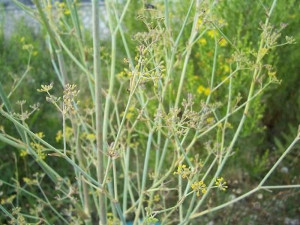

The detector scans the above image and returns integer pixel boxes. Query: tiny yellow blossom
[268,71,276,77]
[197,85,210,96]
[198,38,207,46]
[126,112,134,120]
[219,38,227,47]
[20,149,28,157]
[35,132,45,139]
[173,164,191,179]
[223,64,230,73]
[197,19,203,29]
[23,177,37,185]
[215,177,228,191]
[154,194,160,202]
[197,85,205,94]
[58,2,66,8]
[1,195,16,205]
[206,117,214,124]
[37,83,53,92]
[86,133,96,142]
[64,9,71,15]
[56,130,63,142]
[218,18,227,26]
[204,88,210,96]
[207,30,217,38]
[125,106,135,120]
[65,126,73,140]
[225,122,233,129]
[191,180,207,197]
[22,44,33,51]
[197,19,203,25]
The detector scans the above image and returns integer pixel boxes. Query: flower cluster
[215,177,228,191]
[63,84,79,114]
[191,180,207,197]
[197,85,211,96]
[173,164,192,179]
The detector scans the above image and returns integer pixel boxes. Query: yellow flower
[125,106,135,120]
[225,122,233,129]
[198,38,207,46]
[56,130,63,142]
[23,177,38,185]
[219,38,227,47]
[31,142,46,160]
[197,85,210,96]
[197,19,203,29]
[173,164,191,179]
[58,2,66,8]
[206,117,214,124]
[22,44,33,51]
[215,177,228,191]
[197,85,205,93]
[204,88,210,96]
[223,64,230,73]
[86,133,96,142]
[1,195,16,205]
[207,30,217,38]
[20,37,25,43]
[154,194,160,202]
[198,19,203,25]
[64,9,71,15]
[35,132,45,139]
[20,149,28,157]
[191,180,207,197]
[218,18,227,26]
[268,71,276,77]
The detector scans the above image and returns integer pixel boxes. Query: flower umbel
[191,180,207,197]
[215,177,228,191]
[173,164,191,179]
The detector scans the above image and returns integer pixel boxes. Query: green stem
[133,130,154,224]
[92,0,107,224]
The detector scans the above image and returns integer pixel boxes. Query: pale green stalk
[206,37,218,104]
[219,71,233,166]
[133,130,154,224]
[122,145,131,215]
[92,0,107,224]
[161,0,195,100]
[258,134,300,186]
[0,205,15,220]
[74,124,91,221]
[7,59,32,99]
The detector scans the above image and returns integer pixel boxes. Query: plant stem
[92,0,107,223]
